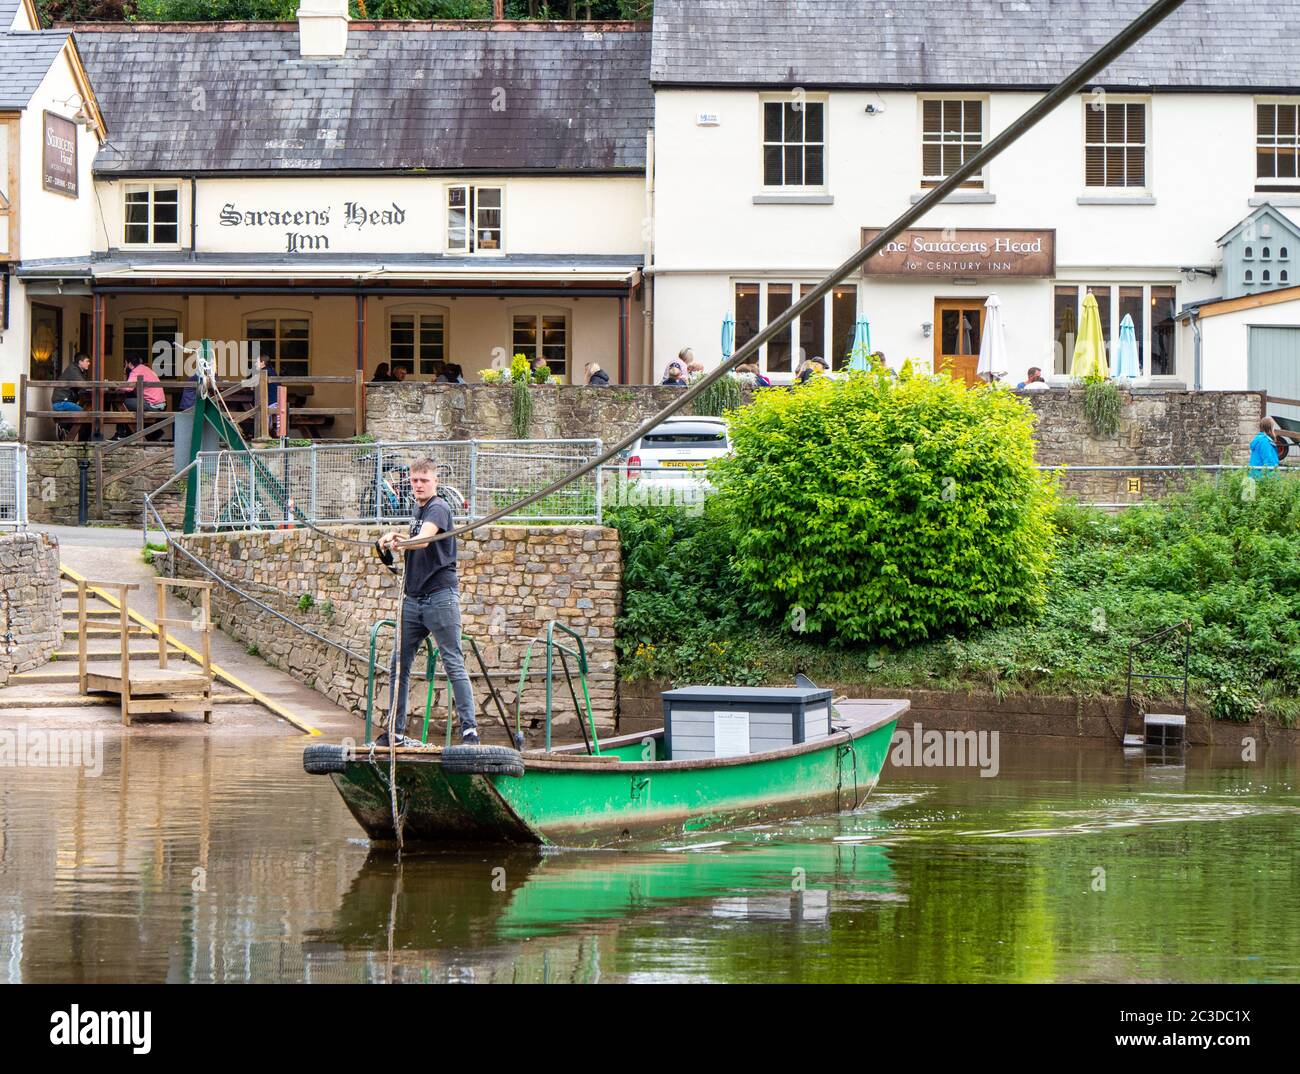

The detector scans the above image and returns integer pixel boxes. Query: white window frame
[117,308,181,368]
[445,183,505,255]
[122,181,182,248]
[1255,97,1300,191]
[1082,96,1151,194]
[242,309,312,377]
[919,95,988,190]
[387,305,449,377]
[509,305,570,383]
[732,278,860,380]
[759,93,829,192]
[1050,282,1179,381]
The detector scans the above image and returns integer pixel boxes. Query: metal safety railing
[191,438,604,530]
[0,444,27,528]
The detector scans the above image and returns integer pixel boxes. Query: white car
[619,417,731,501]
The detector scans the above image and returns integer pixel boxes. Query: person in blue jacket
[1249,416,1282,477]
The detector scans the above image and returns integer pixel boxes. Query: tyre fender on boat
[303,743,350,775]
[440,745,525,778]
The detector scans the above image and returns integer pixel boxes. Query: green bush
[1082,376,1122,438]
[710,369,1058,645]
[607,502,762,685]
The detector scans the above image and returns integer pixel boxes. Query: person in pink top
[116,356,167,440]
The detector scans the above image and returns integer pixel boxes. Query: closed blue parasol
[848,316,873,371]
[721,313,736,359]
[1114,313,1140,380]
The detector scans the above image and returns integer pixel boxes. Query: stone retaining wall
[365,382,696,447]
[26,444,184,528]
[616,679,1300,747]
[26,388,1268,526]
[1024,389,1264,505]
[0,531,61,687]
[369,384,1265,506]
[174,525,621,736]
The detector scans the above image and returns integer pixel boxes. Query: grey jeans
[387,589,476,738]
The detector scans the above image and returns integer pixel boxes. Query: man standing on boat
[377,458,479,746]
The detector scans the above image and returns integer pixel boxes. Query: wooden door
[934,299,985,387]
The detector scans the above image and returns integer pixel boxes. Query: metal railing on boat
[516,620,601,755]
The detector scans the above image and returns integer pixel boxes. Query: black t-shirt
[404,496,458,597]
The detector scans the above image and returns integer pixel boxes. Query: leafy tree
[710,369,1058,645]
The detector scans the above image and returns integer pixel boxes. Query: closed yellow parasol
[1070,292,1108,380]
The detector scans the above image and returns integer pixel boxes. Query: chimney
[298,0,350,59]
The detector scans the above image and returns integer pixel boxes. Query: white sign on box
[714,710,750,758]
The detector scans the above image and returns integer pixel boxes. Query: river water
[0,734,1296,983]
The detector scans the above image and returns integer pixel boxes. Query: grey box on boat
[661,686,834,760]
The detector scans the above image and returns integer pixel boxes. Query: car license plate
[661,460,703,468]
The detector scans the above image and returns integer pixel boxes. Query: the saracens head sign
[42,112,78,198]
[861,227,1055,278]
[197,179,438,255]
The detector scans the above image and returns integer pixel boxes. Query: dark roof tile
[74,25,651,175]
[0,31,68,109]
[651,0,1300,89]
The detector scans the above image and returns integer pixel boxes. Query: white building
[1,1,651,437]
[648,0,1300,396]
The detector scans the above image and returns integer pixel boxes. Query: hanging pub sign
[42,112,78,198]
[861,227,1055,278]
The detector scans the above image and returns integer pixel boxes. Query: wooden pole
[119,585,131,726]
[355,292,367,437]
[156,579,167,670]
[255,370,268,440]
[77,580,88,695]
[92,293,104,442]
[203,583,213,723]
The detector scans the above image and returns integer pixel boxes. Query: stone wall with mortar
[618,679,1300,747]
[26,388,1267,526]
[1023,389,1265,505]
[0,531,61,687]
[369,384,1265,505]
[173,525,621,739]
[26,444,184,528]
[365,383,710,446]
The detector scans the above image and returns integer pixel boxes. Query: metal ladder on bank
[1123,620,1192,752]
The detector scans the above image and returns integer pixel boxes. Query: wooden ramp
[76,577,216,725]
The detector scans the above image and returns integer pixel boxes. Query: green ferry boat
[305,697,906,847]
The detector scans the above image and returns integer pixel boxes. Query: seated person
[1018,367,1050,390]
[661,362,687,387]
[116,356,168,441]
[372,362,395,383]
[52,353,92,441]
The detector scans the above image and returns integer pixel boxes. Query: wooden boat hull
[322,699,906,848]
